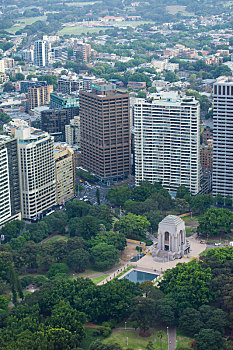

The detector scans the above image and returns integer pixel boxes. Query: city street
[76,180,110,205]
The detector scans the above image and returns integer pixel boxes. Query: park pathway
[168,327,176,350]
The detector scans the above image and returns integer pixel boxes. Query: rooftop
[215,76,233,85]
[159,215,184,226]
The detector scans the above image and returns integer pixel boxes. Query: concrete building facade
[213,77,233,198]
[27,85,53,111]
[55,145,75,204]
[0,136,21,226]
[0,139,11,226]
[15,128,56,220]
[134,95,200,195]
[65,116,80,146]
[34,40,49,67]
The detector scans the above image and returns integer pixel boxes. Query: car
[214,243,221,246]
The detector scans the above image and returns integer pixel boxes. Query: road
[168,327,176,350]
[76,181,110,205]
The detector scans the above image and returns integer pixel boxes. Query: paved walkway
[136,236,206,272]
[98,236,206,284]
[168,327,176,350]
[97,263,134,285]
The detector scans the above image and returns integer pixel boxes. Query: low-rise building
[27,85,53,111]
[65,116,80,146]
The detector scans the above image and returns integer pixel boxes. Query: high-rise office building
[55,145,75,204]
[213,77,233,198]
[34,40,49,67]
[15,128,56,220]
[80,82,131,182]
[0,136,21,226]
[134,95,200,195]
[27,85,53,111]
[41,109,73,141]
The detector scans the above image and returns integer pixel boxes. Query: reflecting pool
[123,269,158,283]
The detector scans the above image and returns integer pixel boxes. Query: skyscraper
[134,95,200,195]
[41,109,73,141]
[213,77,233,198]
[34,40,49,67]
[0,136,21,226]
[0,137,12,226]
[15,128,56,220]
[79,83,130,182]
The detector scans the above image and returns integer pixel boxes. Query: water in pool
[123,270,158,283]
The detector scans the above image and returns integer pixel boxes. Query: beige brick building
[55,145,75,204]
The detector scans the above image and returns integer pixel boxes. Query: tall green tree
[114,213,150,240]
[198,208,233,237]
[66,248,90,272]
[90,243,119,270]
[194,329,223,350]
[159,261,216,312]
[129,296,156,334]
[106,185,132,206]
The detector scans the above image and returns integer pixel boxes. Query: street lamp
[125,321,127,330]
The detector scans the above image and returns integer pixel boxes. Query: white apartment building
[134,95,201,195]
[0,135,21,227]
[0,60,5,73]
[15,128,56,220]
[0,138,11,226]
[34,40,49,67]
[213,77,233,198]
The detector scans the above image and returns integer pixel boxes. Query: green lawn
[103,329,192,350]
[59,20,152,35]
[59,26,107,35]
[6,16,47,33]
[70,268,104,279]
[91,274,109,284]
[44,235,69,244]
[81,328,104,349]
[66,1,102,6]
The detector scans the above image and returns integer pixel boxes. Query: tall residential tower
[34,40,49,67]
[15,128,56,220]
[0,136,21,226]
[134,95,200,195]
[213,77,233,198]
